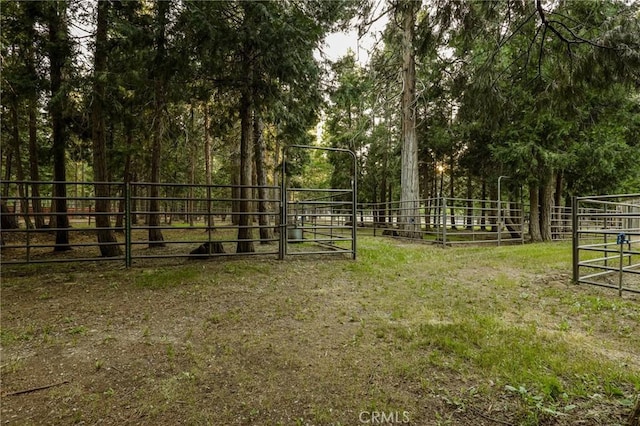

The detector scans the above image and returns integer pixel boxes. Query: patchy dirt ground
[1,238,639,425]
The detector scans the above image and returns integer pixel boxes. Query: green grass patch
[409,313,640,397]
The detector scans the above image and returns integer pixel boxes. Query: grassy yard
[1,237,639,425]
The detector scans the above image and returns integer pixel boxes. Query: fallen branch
[469,407,514,426]
[109,365,123,374]
[2,380,69,397]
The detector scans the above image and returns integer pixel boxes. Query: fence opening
[280,145,357,259]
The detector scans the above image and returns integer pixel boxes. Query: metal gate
[279,145,357,260]
[572,194,640,295]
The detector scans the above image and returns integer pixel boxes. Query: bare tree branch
[548,19,612,49]
[538,24,547,78]
[535,0,616,50]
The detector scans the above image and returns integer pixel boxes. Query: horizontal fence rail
[573,194,640,295]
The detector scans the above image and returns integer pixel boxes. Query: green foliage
[324,54,370,190]
[2,0,357,197]
[1,0,638,212]
[322,51,400,203]
[446,0,640,199]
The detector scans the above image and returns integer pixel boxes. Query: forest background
[1,0,639,254]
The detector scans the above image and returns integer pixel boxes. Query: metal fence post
[278,154,286,260]
[25,182,31,263]
[351,175,357,260]
[604,204,609,268]
[521,202,525,245]
[207,185,212,255]
[442,196,447,246]
[571,196,578,283]
[617,232,625,297]
[125,182,132,268]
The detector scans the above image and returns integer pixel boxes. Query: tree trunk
[512,186,524,234]
[379,161,387,225]
[449,156,456,229]
[115,186,125,230]
[399,0,420,238]
[148,0,168,248]
[388,183,393,225]
[188,105,196,226]
[504,216,522,239]
[92,1,121,257]
[48,1,71,251]
[26,21,44,229]
[2,123,17,235]
[437,167,444,228]
[28,103,44,229]
[529,183,542,242]
[237,89,255,253]
[554,171,563,213]
[130,172,138,225]
[371,180,378,224]
[254,114,273,244]
[147,144,164,249]
[429,165,438,228]
[3,150,12,198]
[204,102,215,230]
[10,101,34,229]
[380,109,391,225]
[1,201,19,231]
[48,185,57,229]
[489,183,498,233]
[420,162,430,229]
[272,138,280,233]
[252,147,258,226]
[465,175,473,230]
[231,150,241,226]
[480,179,487,229]
[539,173,554,242]
[553,170,563,239]
[115,129,133,229]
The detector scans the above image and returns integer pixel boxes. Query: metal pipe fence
[551,205,573,241]
[359,197,525,246]
[127,182,282,264]
[3,180,604,270]
[1,179,356,267]
[1,181,126,263]
[572,194,640,295]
